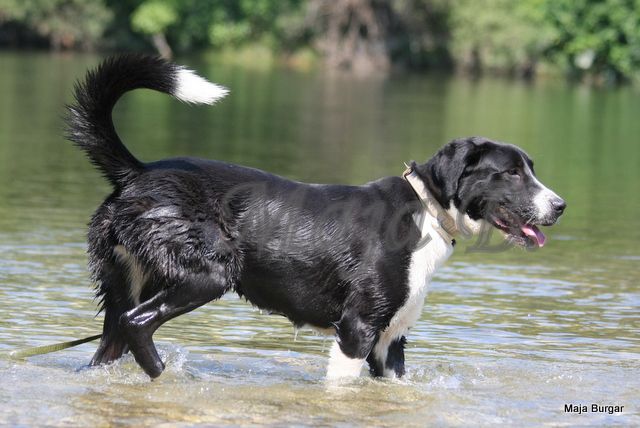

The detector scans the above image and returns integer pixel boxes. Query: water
[0,52,639,426]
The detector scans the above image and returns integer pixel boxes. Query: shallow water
[0,52,639,426]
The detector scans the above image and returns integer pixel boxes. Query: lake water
[0,52,638,426]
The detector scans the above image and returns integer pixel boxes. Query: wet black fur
[67,55,564,379]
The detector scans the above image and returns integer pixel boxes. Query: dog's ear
[414,137,484,208]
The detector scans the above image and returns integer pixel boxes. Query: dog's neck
[403,165,458,246]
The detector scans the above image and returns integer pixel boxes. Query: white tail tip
[174,67,228,105]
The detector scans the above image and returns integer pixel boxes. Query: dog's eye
[507,168,520,177]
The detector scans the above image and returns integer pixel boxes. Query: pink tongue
[521,224,546,247]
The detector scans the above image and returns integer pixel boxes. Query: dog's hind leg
[90,261,134,365]
[119,265,231,378]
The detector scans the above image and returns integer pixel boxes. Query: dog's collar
[403,164,458,245]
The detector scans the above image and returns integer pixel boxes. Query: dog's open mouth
[491,208,546,248]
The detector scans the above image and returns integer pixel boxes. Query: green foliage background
[0,0,638,83]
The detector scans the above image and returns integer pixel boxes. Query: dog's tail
[66,54,228,188]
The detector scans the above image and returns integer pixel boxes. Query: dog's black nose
[551,197,566,215]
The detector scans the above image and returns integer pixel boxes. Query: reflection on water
[0,52,638,426]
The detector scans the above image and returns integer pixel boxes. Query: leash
[5,334,101,360]
[403,162,458,244]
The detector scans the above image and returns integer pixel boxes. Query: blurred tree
[544,0,640,84]
[302,0,450,73]
[304,0,392,73]
[0,0,112,50]
[124,0,304,56]
[449,0,553,77]
[388,0,451,70]
[1,0,639,84]
[131,0,177,58]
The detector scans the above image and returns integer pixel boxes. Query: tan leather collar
[403,164,458,244]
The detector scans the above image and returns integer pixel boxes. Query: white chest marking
[372,210,454,376]
[113,245,149,306]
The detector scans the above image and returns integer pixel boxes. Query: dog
[66,55,566,380]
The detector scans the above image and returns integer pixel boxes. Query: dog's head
[415,137,566,248]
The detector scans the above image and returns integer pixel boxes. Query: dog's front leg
[326,309,378,380]
[119,269,230,378]
[367,335,406,378]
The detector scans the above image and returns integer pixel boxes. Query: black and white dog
[67,55,565,380]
